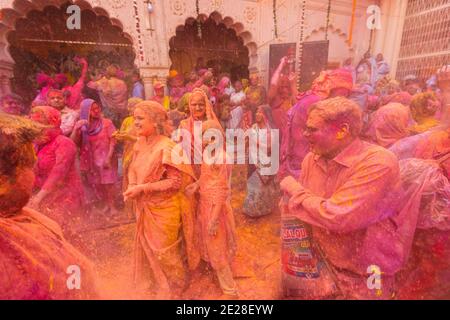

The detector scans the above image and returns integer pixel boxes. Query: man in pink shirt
[280,97,417,299]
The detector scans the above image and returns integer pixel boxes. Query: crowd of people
[0,52,449,300]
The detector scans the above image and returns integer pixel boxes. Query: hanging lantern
[145,0,154,14]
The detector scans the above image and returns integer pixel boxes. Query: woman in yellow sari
[123,101,199,298]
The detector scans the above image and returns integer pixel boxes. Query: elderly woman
[124,101,199,298]
[0,114,98,299]
[71,99,119,217]
[28,106,84,230]
[178,88,221,178]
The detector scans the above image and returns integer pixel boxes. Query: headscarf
[366,102,411,148]
[80,99,103,138]
[187,88,220,123]
[79,99,103,171]
[311,68,354,98]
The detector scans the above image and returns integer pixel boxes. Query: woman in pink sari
[124,101,199,298]
[28,106,84,231]
[185,120,238,296]
[0,114,98,299]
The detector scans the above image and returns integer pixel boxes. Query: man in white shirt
[47,89,79,136]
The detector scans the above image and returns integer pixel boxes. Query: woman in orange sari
[124,101,199,298]
[185,120,238,297]
[178,88,221,178]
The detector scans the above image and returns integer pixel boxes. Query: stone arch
[170,11,258,73]
[0,0,136,101]
[0,0,134,64]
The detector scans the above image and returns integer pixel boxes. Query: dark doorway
[169,15,250,82]
[7,2,136,104]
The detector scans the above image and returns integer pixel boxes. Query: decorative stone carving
[170,0,186,16]
[110,0,126,9]
[243,6,257,25]
[209,0,223,12]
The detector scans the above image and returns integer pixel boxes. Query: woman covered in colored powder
[124,101,199,298]
[185,120,238,297]
[28,106,84,231]
[178,88,221,178]
[71,99,119,217]
[0,114,98,299]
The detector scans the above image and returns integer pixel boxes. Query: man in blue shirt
[131,70,145,99]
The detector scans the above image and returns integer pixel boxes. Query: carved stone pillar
[140,67,169,99]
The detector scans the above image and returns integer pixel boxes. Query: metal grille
[396,0,450,80]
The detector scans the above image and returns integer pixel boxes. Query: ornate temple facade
[0,0,436,98]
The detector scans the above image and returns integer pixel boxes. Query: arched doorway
[2,1,135,104]
[169,12,256,82]
[305,25,355,68]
